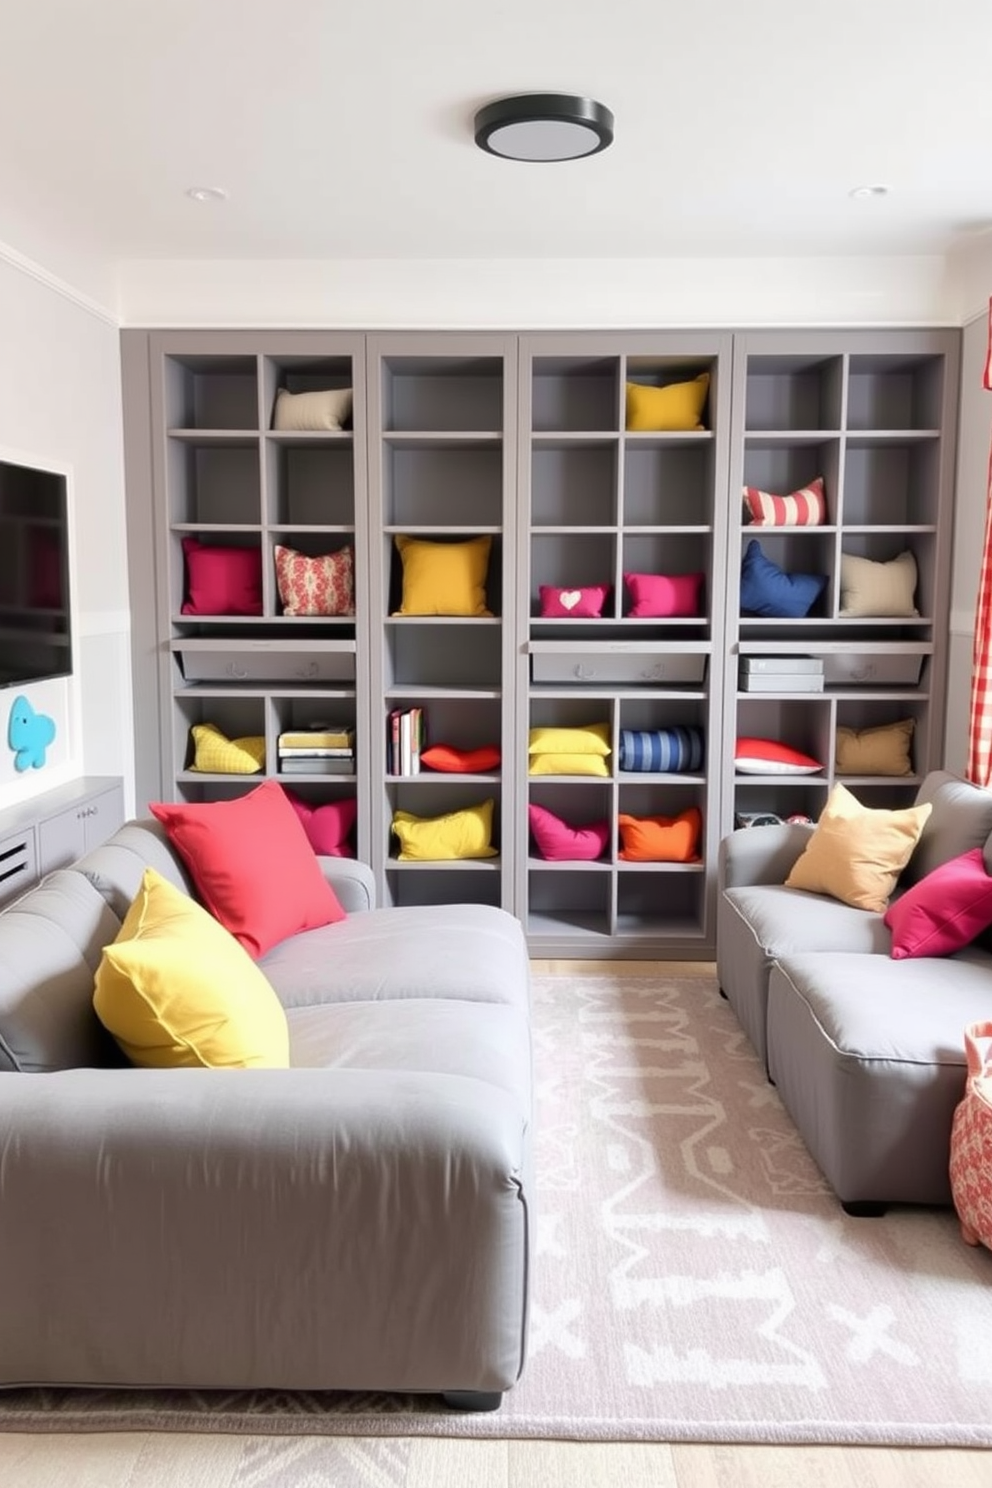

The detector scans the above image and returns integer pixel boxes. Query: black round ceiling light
[474,93,614,162]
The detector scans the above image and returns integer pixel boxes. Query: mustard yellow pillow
[189,722,266,774]
[835,719,914,777]
[625,372,710,432]
[391,799,498,861]
[784,783,932,913]
[528,722,611,757]
[528,753,611,777]
[93,868,290,1069]
[392,535,493,617]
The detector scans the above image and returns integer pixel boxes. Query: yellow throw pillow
[528,753,611,778]
[835,718,914,777]
[528,722,611,757]
[391,799,498,861]
[392,535,493,617]
[93,868,290,1069]
[189,722,266,774]
[784,783,932,913]
[625,372,710,432]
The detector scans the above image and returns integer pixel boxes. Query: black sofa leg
[842,1200,887,1218]
[443,1390,503,1412]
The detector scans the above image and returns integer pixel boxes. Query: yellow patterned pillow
[528,753,611,778]
[625,373,710,432]
[528,723,611,757]
[93,869,290,1069]
[190,722,266,774]
[391,799,498,861]
[784,783,931,913]
[393,535,493,617]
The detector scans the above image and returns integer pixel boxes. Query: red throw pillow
[617,806,702,863]
[538,584,611,619]
[149,780,346,958]
[734,738,824,776]
[284,791,358,857]
[420,743,502,774]
[743,477,826,527]
[528,803,610,862]
[624,571,705,618]
[181,537,263,616]
[884,848,992,960]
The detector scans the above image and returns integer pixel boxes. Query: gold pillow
[528,722,611,757]
[272,386,352,431]
[784,783,932,913]
[391,799,498,861]
[835,719,914,777]
[528,753,611,778]
[93,869,290,1069]
[189,722,266,774]
[625,372,710,432]
[392,535,493,617]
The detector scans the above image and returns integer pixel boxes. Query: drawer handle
[574,664,596,679]
[224,663,249,679]
[849,663,874,681]
[294,662,320,679]
[640,663,666,679]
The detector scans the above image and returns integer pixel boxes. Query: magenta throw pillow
[285,791,358,857]
[624,571,705,618]
[884,847,992,960]
[528,803,610,862]
[538,584,610,619]
[182,537,263,616]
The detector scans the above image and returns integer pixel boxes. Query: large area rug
[3,971,991,1447]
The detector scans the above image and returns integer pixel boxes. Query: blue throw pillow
[619,726,705,773]
[740,539,827,619]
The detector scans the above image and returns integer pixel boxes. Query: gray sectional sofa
[717,770,992,1213]
[0,819,533,1409]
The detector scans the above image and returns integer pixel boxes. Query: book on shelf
[278,727,355,750]
[388,706,426,775]
[278,745,354,757]
[279,757,355,775]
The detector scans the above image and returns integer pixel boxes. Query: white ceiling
[1,0,991,277]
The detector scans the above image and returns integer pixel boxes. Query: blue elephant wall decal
[7,695,56,771]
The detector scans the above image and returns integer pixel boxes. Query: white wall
[0,248,134,814]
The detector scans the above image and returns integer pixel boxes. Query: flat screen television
[0,457,71,689]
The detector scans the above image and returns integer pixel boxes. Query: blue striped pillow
[619,727,704,773]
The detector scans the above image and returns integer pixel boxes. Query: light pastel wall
[0,249,134,814]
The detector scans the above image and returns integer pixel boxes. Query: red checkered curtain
[967,297,992,786]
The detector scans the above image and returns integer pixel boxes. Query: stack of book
[739,656,824,693]
[278,726,355,775]
[388,707,425,776]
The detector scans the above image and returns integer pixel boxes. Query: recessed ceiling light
[474,94,614,162]
[849,184,891,200]
[186,186,228,203]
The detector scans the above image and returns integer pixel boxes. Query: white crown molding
[0,236,117,326]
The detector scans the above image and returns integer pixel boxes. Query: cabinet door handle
[849,663,874,681]
[294,662,319,679]
[574,664,596,679]
[224,663,249,679]
[640,663,666,679]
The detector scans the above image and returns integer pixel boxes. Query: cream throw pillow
[784,783,932,913]
[272,387,353,431]
[93,868,290,1069]
[839,549,918,617]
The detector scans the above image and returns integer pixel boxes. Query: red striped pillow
[743,477,826,527]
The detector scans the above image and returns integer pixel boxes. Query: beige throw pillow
[784,782,932,913]
[835,718,914,777]
[839,549,918,618]
[272,387,353,431]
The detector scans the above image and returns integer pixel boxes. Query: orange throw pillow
[617,806,702,863]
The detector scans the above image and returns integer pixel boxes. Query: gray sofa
[0,819,533,1409]
[717,770,992,1214]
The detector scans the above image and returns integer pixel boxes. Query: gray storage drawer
[175,641,356,684]
[822,652,924,686]
[530,643,707,685]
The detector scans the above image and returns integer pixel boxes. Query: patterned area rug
[3,972,991,1447]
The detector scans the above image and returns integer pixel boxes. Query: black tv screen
[0,458,71,689]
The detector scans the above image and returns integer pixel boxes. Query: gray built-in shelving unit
[120,327,960,960]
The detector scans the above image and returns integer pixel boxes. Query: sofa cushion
[94,868,290,1070]
[904,771,992,886]
[723,883,891,960]
[0,869,124,1072]
[77,819,194,921]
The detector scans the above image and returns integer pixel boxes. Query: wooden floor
[4,960,985,1482]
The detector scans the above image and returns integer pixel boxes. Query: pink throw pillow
[181,537,263,616]
[528,803,610,862]
[884,848,992,960]
[624,571,705,618]
[285,791,358,857]
[149,780,346,958]
[538,584,610,619]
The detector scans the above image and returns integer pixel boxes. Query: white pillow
[272,387,353,431]
[839,549,918,618]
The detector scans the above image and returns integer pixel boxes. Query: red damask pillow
[274,544,355,617]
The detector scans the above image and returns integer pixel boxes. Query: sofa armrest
[718,822,813,891]
[318,856,376,912]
